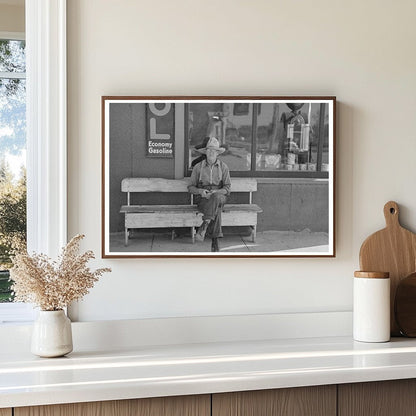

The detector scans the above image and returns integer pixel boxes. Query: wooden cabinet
[14,395,210,416]
[212,386,336,416]
[11,379,416,416]
[338,379,416,416]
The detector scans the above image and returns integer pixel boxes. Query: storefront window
[186,101,330,177]
[254,103,324,172]
[321,103,330,170]
[188,103,252,171]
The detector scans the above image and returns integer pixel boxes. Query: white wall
[0,3,24,33]
[67,0,416,322]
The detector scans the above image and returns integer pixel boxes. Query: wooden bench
[120,177,262,246]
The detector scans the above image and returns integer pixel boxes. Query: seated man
[188,137,231,252]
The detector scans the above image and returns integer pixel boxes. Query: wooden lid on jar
[354,271,390,279]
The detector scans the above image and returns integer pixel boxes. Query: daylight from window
[0,39,27,302]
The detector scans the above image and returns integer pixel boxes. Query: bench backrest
[121,178,257,193]
[121,177,258,205]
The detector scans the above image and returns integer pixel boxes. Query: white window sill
[0,303,36,324]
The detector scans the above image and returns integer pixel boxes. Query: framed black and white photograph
[102,96,336,258]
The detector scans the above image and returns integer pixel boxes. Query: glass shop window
[187,102,252,172]
[255,103,322,172]
[186,102,330,178]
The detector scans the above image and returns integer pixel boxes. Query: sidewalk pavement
[109,229,329,254]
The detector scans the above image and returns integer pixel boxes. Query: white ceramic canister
[353,271,390,342]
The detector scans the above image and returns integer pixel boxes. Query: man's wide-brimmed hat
[196,137,225,154]
[194,136,210,150]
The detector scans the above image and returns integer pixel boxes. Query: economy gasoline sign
[146,103,174,158]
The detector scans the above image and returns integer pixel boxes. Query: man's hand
[200,189,212,199]
[210,189,226,196]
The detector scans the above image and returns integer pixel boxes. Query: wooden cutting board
[359,201,416,336]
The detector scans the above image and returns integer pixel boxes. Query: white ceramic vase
[31,310,73,357]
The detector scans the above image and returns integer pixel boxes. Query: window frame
[26,0,67,257]
[0,0,67,323]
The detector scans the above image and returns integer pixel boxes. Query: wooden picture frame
[102,96,336,258]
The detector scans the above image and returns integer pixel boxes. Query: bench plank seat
[125,211,260,229]
[122,178,258,193]
[120,177,262,246]
[120,204,262,214]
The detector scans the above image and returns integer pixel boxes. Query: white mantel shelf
[2,335,416,409]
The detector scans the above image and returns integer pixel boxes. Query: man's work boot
[195,220,210,242]
[211,238,219,252]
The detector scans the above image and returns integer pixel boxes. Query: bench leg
[191,227,195,244]
[251,225,257,243]
[171,230,176,241]
[125,228,129,246]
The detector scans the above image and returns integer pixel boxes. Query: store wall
[67,0,416,321]
[0,4,24,33]
[109,103,175,232]
[255,181,329,232]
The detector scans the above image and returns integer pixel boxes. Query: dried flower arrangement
[10,234,111,311]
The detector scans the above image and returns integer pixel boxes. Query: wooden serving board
[395,272,416,337]
[359,201,416,336]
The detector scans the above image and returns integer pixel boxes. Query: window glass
[0,40,25,73]
[255,103,284,171]
[0,39,27,303]
[188,103,252,171]
[308,103,324,171]
[321,103,330,171]
[0,78,26,161]
[255,103,325,172]
[187,101,330,176]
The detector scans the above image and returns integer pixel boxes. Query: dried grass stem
[10,234,111,310]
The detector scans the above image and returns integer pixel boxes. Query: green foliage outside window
[0,38,27,303]
[0,163,26,302]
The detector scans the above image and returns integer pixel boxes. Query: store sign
[146,103,174,158]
